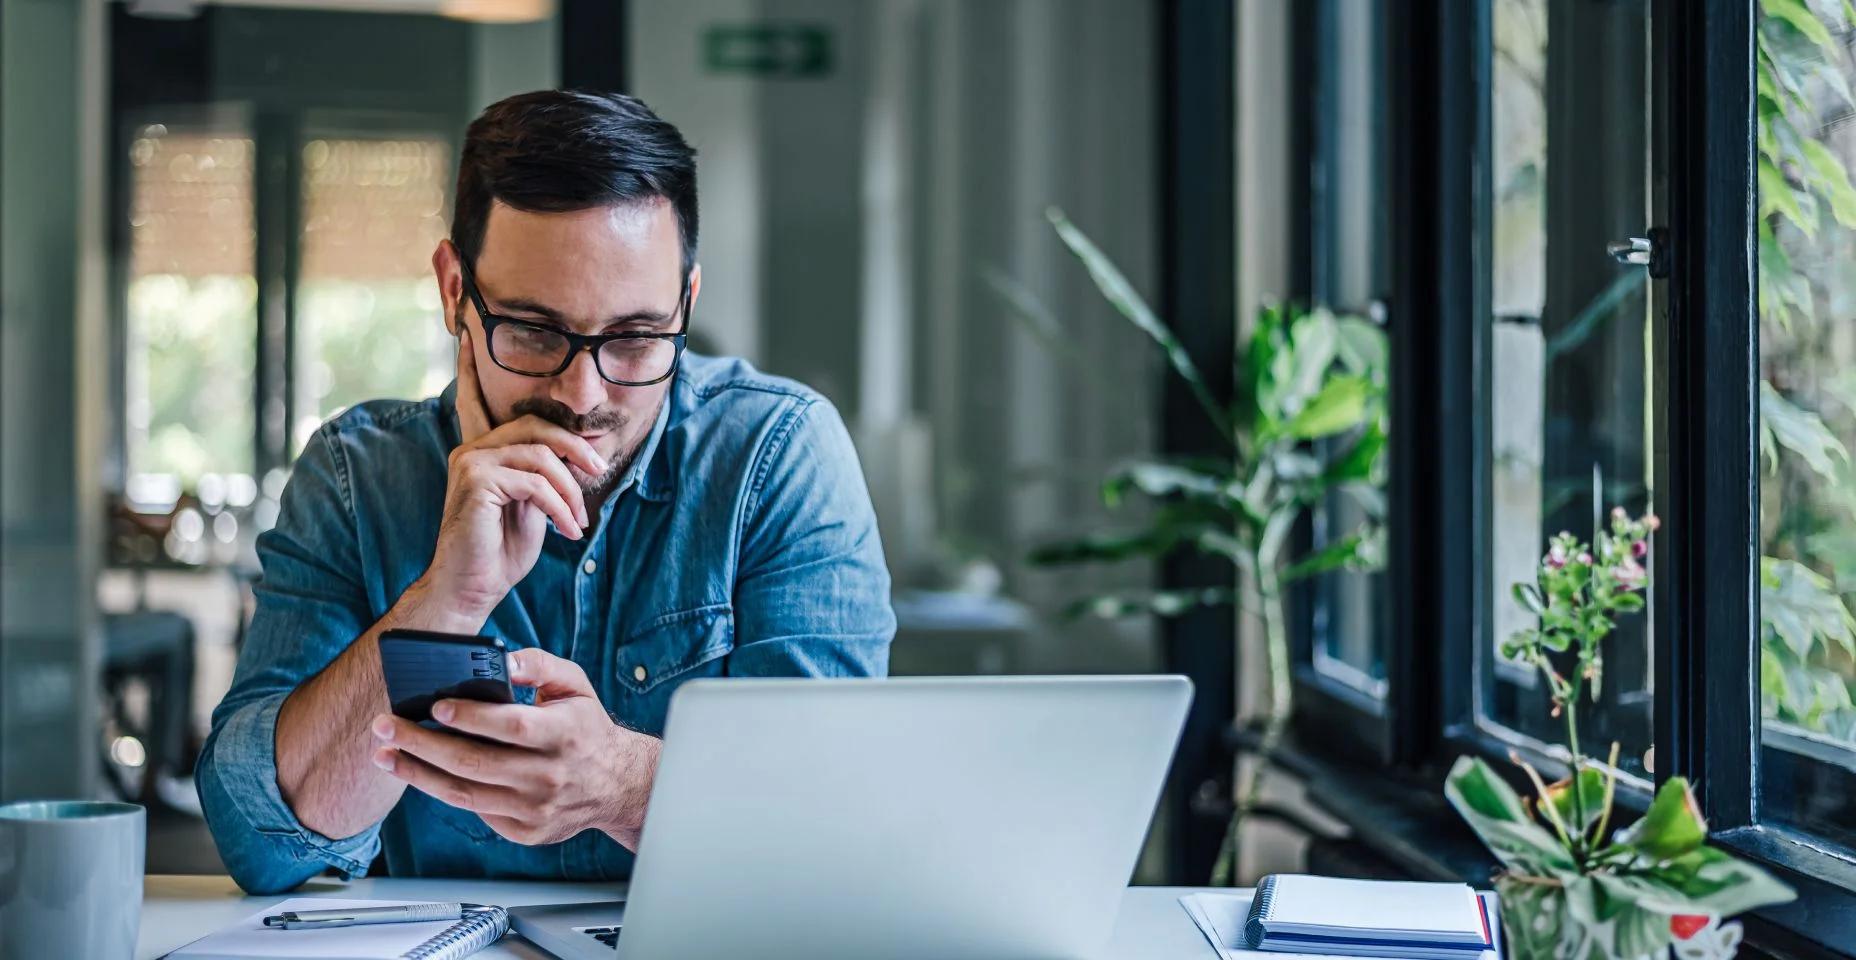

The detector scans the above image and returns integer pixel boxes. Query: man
[198,91,896,895]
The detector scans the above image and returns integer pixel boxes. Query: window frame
[1285,0,1856,955]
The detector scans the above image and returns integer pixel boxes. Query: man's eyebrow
[490,297,677,330]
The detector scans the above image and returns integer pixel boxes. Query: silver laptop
[510,675,1191,960]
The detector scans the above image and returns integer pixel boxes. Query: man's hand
[422,329,609,625]
[368,647,660,849]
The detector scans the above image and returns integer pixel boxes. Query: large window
[1753,0,1856,852]
[124,125,258,495]
[294,135,454,454]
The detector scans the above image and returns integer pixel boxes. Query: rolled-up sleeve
[727,397,896,678]
[196,426,382,894]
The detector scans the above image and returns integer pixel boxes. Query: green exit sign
[703,24,833,79]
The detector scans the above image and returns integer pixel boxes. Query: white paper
[166,898,466,959]
[1178,892,1505,960]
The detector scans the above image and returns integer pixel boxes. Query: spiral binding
[400,905,509,960]
[1243,874,1280,950]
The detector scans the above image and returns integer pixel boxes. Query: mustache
[509,397,628,435]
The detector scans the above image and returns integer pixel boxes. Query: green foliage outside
[1756,0,1856,742]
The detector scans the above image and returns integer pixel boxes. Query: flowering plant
[1445,508,1795,960]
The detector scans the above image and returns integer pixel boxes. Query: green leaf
[1102,461,1232,507]
[1029,529,1183,566]
[1586,875,1682,958]
[1047,208,1235,442]
[1320,420,1387,486]
[1766,0,1837,50]
[1648,845,1798,917]
[1283,308,1341,412]
[1614,778,1708,861]
[1544,767,1610,836]
[1333,315,1388,382]
[1761,155,1819,239]
[1512,582,1545,615]
[1799,136,1856,227]
[1760,380,1848,477]
[1280,526,1384,583]
[980,265,1111,389]
[1282,376,1374,440]
[1761,556,1856,659]
[1444,757,1579,877]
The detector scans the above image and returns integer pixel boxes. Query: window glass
[294,136,454,452]
[1307,0,1391,698]
[1483,0,1656,780]
[125,127,258,491]
[1754,2,1856,849]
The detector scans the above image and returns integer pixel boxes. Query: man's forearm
[275,577,485,841]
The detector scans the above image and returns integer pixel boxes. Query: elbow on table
[194,751,332,896]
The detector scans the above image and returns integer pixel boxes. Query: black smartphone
[378,629,515,735]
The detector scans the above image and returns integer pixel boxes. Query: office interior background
[4,0,1856,957]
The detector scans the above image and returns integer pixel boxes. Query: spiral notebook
[166,898,509,960]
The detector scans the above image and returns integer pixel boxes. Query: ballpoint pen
[262,903,492,930]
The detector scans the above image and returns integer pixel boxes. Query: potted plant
[1446,508,1795,959]
[993,208,1388,884]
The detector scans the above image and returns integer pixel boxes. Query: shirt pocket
[614,603,735,735]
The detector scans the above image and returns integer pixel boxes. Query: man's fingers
[373,746,524,817]
[494,444,589,529]
[434,700,551,750]
[372,715,527,788]
[507,647,597,699]
[455,327,494,444]
[474,417,609,478]
[498,469,583,540]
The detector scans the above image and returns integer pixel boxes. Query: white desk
[140,875,1217,959]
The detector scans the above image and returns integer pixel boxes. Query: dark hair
[452,90,699,282]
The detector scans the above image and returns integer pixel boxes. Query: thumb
[508,647,595,704]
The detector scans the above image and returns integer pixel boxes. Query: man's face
[436,198,697,501]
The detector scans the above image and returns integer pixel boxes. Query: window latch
[1607,227,1669,279]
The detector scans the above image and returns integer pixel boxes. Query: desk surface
[140,875,1216,960]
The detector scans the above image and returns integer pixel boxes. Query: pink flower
[1546,544,1568,569]
[1577,552,1594,565]
[1632,540,1648,559]
[1612,506,1628,522]
[1644,513,1661,531]
[1613,559,1646,590]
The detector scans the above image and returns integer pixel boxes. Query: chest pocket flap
[617,603,734,695]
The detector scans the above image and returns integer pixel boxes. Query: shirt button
[633,665,647,683]
[582,558,597,575]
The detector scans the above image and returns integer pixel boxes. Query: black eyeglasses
[458,259,690,387]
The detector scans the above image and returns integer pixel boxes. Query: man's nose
[551,346,608,416]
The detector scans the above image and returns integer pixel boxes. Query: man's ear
[687,262,702,312]
[433,239,463,337]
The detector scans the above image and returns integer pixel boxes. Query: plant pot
[1495,875,1744,960]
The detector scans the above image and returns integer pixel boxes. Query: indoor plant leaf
[1647,845,1798,917]
[1613,778,1708,862]
[1046,208,1235,442]
[1445,757,1579,877]
[1543,767,1609,837]
[1282,375,1373,441]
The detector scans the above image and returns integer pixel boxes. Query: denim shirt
[197,355,895,894]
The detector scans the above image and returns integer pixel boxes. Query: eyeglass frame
[457,257,692,387]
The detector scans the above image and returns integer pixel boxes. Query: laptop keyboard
[577,926,622,950]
